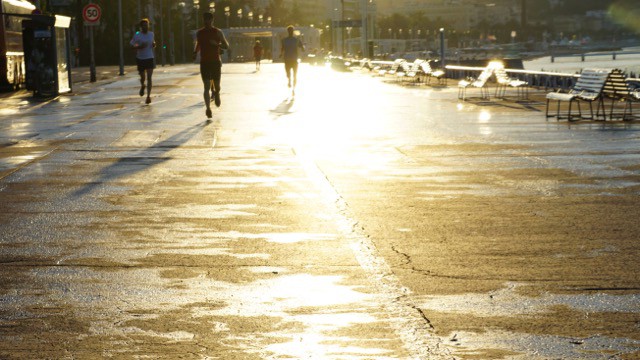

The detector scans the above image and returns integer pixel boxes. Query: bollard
[613,52,617,60]
[581,54,585,61]
[89,26,96,82]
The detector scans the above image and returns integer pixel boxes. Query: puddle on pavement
[207,231,337,244]
[445,330,640,360]
[13,265,400,358]
[417,283,640,316]
[417,283,640,358]
[147,204,258,219]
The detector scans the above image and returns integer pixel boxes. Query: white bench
[545,68,610,121]
[602,69,640,120]
[419,61,446,85]
[397,59,424,83]
[458,64,495,100]
[494,66,528,99]
[380,59,405,77]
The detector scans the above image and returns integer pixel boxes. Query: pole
[360,0,366,58]
[439,28,445,70]
[118,0,124,75]
[159,0,165,66]
[341,0,345,56]
[168,2,174,65]
[181,16,185,63]
[89,25,96,82]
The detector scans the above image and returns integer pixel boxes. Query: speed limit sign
[82,3,101,25]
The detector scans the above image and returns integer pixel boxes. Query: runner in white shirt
[129,18,156,104]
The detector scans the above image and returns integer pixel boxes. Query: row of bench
[349,58,640,121]
[354,59,529,100]
[458,64,640,121]
[456,61,529,101]
[546,68,640,121]
[354,58,446,85]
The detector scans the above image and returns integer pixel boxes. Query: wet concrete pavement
[0,63,639,359]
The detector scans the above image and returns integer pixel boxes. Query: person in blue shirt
[280,25,305,94]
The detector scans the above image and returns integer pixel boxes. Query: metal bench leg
[607,98,615,120]
[622,100,637,121]
[545,99,551,119]
[569,100,581,121]
[568,100,574,121]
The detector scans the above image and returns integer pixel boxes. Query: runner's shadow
[70,121,210,198]
[270,98,295,119]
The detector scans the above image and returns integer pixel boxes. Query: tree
[266,0,288,27]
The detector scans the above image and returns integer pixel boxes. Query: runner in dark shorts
[193,12,229,118]
[129,18,156,104]
[199,62,221,85]
[136,58,155,73]
[281,25,305,95]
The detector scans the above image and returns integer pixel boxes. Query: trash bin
[22,14,71,97]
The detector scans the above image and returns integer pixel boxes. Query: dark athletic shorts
[136,58,155,72]
[200,61,222,82]
[284,60,298,74]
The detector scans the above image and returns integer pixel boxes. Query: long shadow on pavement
[70,121,212,198]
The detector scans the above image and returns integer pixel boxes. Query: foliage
[608,0,640,34]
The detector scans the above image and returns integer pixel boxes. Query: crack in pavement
[292,146,454,359]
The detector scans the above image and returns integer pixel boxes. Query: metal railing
[445,65,579,91]
[550,50,640,63]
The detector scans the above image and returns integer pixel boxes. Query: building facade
[397,0,521,31]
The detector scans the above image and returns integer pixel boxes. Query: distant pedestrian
[193,12,229,119]
[281,25,305,94]
[129,18,156,104]
[253,40,263,71]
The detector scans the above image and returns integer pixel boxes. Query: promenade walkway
[0,62,639,359]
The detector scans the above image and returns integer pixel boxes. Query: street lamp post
[194,0,200,27]
[326,24,331,51]
[346,26,352,55]
[360,0,367,56]
[179,2,187,63]
[248,11,253,26]
[159,0,165,66]
[169,2,175,65]
[237,8,242,27]
[118,0,124,75]
[225,6,230,28]
[439,28,445,69]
